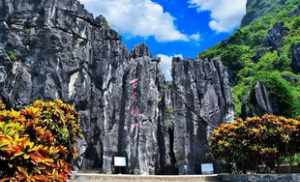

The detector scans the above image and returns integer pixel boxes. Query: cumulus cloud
[79,0,200,42]
[157,54,183,81]
[189,33,201,41]
[188,0,247,32]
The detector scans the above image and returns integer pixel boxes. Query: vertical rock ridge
[169,57,233,174]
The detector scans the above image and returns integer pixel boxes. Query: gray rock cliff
[241,82,275,118]
[0,0,233,174]
[266,22,289,50]
[170,58,233,174]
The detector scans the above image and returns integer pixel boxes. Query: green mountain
[200,0,300,118]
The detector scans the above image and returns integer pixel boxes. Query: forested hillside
[200,0,300,117]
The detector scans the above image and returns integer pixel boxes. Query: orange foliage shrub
[0,100,82,182]
[210,115,300,173]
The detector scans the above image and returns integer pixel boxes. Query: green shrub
[232,83,249,116]
[256,51,280,70]
[254,72,300,117]
[7,51,18,62]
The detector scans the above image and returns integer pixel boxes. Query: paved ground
[70,174,219,182]
[71,173,300,182]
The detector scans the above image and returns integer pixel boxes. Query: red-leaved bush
[0,100,82,182]
[210,115,300,173]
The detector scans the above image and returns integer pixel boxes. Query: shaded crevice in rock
[156,87,167,174]
[168,127,177,172]
[292,43,300,73]
[241,81,276,118]
[117,70,129,157]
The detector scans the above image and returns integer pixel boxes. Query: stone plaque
[201,163,214,174]
[114,156,126,167]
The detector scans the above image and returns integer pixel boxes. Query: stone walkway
[70,173,300,182]
[70,174,219,182]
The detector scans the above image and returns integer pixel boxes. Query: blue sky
[124,0,240,57]
[124,0,229,58]
[79,0,247,80]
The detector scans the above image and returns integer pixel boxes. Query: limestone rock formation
[169,58,234,174]
[241,82,275,118]
[130,43,150,59]
[0,0,233,174]
[266,22,289,50]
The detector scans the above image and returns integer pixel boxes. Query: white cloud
[79,0,200,42]
[189,33,201,41]
[188,0,247,32]
[157,54,183,81]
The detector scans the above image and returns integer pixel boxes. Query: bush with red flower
[210,115,300,173]
[0,100,82,181]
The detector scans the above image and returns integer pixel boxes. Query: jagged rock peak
[130,43,150,59]
[171,56,196,63]
[172,57,182,63]
[95,15,110,29]
[172,56,220,63]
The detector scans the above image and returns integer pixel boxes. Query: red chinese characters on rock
[130,106,140,117]
[130,79,140,117]
[130,122,140,130]
[129,79,139,88]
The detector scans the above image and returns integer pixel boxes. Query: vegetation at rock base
[210,115,300,173]
[200,0,300,117]
[7,50,18,62]
[241,72,300,117]
[0,100,82,182]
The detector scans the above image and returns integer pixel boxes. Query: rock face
[130,43,150,59]
[241,82,277,118]
[241,0,287,26]
[0,0,233,175]
[169,58,234,174]
[266,22,289,50]
[292,44,300,73]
